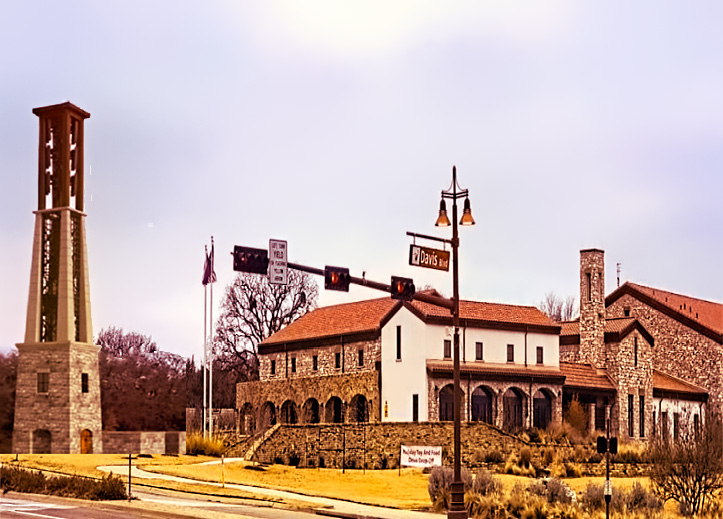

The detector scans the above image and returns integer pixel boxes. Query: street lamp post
[435,165,474,519]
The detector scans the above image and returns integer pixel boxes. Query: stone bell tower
[13,102,102,454]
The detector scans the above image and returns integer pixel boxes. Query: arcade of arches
[237,372,379,434]
[432,378,562,432]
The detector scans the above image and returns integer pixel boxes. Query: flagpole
[209,237,215,437]
[209,279,214,437]
[203,247,208,439]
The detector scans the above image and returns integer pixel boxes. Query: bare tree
[214,270,318,380]
[538,292,578,322]
[649,413,723,516]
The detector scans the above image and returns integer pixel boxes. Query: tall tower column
[13,102,102,454]
[579,249,606,367]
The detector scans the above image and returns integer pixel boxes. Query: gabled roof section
[653,369,708,402]
[559,317,654,346]
[607,282,723,342]
[261,297,401,346]
[408,299,559,334]
[559,362,615,392]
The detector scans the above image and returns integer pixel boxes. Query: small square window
[443,340,451,359]
[335,352,341,369]
[313,355,318,371]
[81,373,89,393]
[475,342,483,361]
[507,344,514,363]
[291,357,296,373]
[37,372,49,393]
[358,349,364,367]
[536,346,543,365]
[270,359,276,375]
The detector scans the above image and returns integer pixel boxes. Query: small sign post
[269,239,288,285]
[409,244,450,272]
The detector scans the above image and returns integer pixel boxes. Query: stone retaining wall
[102,431,186,455]
[249,421,528,469]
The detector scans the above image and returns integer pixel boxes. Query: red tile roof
[560,318,637,336]
[410,299,557,328]
[624,282,723,334]
[559,362,615,391]
[262,295,558,346]
[261,297,399,345]
[653,370,707,397]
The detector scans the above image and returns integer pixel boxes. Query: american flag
[202,241,217,285]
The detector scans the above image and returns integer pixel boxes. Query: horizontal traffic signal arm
[288,261,453,310]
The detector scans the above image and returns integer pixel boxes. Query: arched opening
[32,429,52,454]
[533,389,553,430]
[239,403,255,434]
[280,400,298,424]
[439,384,455,421]
[260,401,276,429]
[302,398,320,424]
[503,387,524,432]
[471,386,494,424]
[325,396,343,423]
[349,394,369,423]
[80,429,93,454]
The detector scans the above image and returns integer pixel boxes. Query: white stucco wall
[380,306,429,421]
[380,305,561,423]
[653,396,705,439]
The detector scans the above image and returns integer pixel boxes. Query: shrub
[519,447,533,468]
[529,477,575,504]
[581,480,662,516]
[0,466,126,501]
[485,448,504,464]
[472,469,501,496]
[427,466,472,509]
[504,452,536,477]
[563,396,588,438]
[542,448,555,467]
[185,433,224,457]
[615,441,648,464]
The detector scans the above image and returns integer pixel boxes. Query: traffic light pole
[287,262,454,309]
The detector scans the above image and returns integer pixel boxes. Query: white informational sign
[400,445,442,468]
[268,239,288,285]
[604,480,612,496]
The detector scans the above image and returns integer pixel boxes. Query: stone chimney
[579,249,606,367]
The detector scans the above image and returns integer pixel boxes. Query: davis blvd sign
[409,244,450,272]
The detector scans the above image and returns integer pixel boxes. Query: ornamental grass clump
[427,466,472,511]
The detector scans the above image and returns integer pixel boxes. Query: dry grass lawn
[0,454,690,516]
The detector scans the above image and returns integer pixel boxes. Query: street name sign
[269,239,288,285]
[409,244,450,272]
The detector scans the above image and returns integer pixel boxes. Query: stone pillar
[589,402,596,433]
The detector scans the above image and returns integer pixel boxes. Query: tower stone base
[13,342,102,454]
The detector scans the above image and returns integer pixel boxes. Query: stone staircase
[243,423,281,461]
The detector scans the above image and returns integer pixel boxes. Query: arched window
[533,390,552,430]
[439,384,455,421]
[471,386,493,424]
[302,398,320,424]
[503,388,524,432]
[260,401,277,429]
[280,400,298,424]
[325,396,343,423]
[349,394,369,423]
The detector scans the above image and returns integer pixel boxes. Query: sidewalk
[98,463,442,519]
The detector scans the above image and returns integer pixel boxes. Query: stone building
[236,293,564,433]
[13,102,103,454]
[560,249,707,441]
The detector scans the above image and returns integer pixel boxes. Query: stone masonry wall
[237,370,379,430]
[259,337,381,381]
[607,293,723,414]
[604,331,653,440]
[250,421,529,469]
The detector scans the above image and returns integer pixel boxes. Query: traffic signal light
[324,266,350,292]
[233,246,269,274]
[391,276,415,301]
[596,436,618,454]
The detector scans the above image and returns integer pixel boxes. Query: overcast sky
[2,1,723,359]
